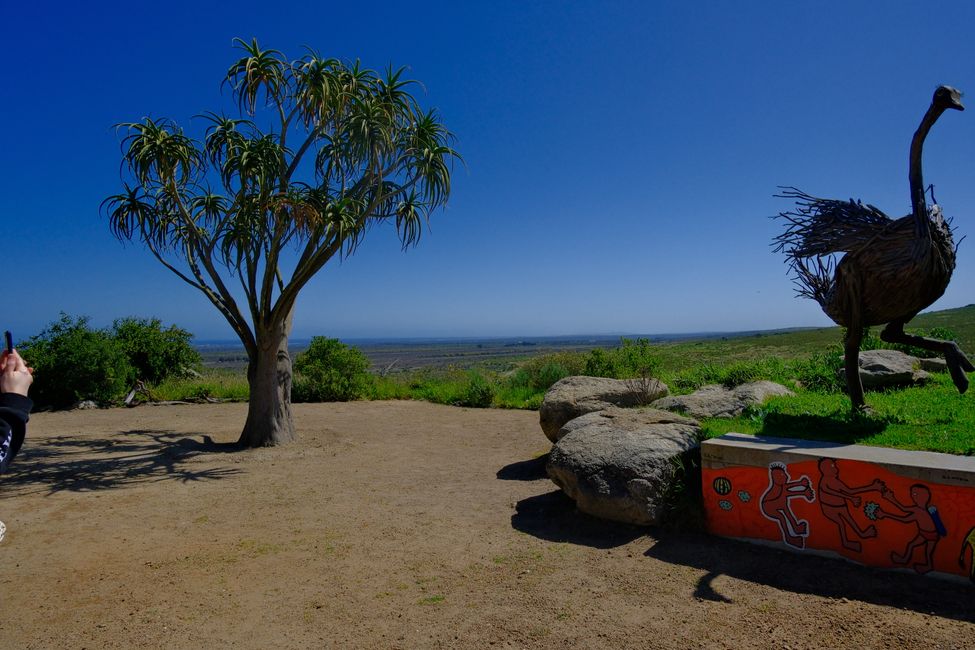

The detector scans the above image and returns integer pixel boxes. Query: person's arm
[0,350,34,474]
[0,392,31,473]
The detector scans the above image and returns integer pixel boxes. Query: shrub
[508,351,586,392]
[671,363,723,392]
[582,338,661,380]
[792,346,844,393]
[720,362,761,387]
[456,372,495,408]
[611,338,661,379]
[293,337,372,402]
[20,314,134,408]
[583,349,615,377]
[718,357,788,388]
[112,317,201,384]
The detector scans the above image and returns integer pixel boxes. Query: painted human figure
[876,483,944,574]
[760,463,815,549]
[958,526,975,583]
[816,458,883,553]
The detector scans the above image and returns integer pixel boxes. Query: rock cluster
[539,375,793,526]
[538,375,668,443]
[650,381,793,418]
[843,349,943,389]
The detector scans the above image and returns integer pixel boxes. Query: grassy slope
[155,305,975,454]
[683,305,975,454]
[651,303,975,368]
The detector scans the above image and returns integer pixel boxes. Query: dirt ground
[1,401,972,649]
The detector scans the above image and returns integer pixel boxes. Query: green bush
[792,346,844,393]
[583,348,615,377]
[610,338,661,378]
[456,372,495,408]
[671,363,723,392]
[20,314,135,408]
[582,338,661,380]
[293,337,373,402]
[718,357,788,388]
[112,317,201,384]
[507,351,586,392]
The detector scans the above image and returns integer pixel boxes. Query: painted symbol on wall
[718,500,733,511]
[760,462,815,549]
[874,483,944,574]
[713,477,732,496]
[737,490,751,503]
[816,458,882,553]
[864,502,880,520]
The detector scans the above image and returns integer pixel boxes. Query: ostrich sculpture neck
[909,99,950,237]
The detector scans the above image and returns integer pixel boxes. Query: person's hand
[0,349,33,397]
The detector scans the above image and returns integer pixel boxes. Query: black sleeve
[0,393,32,474]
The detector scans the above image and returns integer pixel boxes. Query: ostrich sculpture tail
[773,187,892,307]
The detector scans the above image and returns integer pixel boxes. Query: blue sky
[5,1,975,340]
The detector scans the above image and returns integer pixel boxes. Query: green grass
[140,304,975,455]
[701,374,975,455]
[152,368,250,401]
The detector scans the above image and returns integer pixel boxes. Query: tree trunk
[238,319,296,447]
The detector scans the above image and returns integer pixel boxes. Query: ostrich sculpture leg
[845,319,866,412]
[838,270,868,411]
[880,321,975,393]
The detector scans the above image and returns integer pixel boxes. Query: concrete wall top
[702,433,975,488]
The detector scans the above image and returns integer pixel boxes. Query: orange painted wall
[703,458,975,580]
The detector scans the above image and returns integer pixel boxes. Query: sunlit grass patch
[701,374,975,455]
[152,368,250,401]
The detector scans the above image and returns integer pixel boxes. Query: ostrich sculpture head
[910,85,964,223]
[934,85,965,112]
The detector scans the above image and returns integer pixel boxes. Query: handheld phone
[4,331,12,354]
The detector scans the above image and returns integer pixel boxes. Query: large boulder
[651,380,792,418]
[845,349,931,389]
[539,376,669,443]
[547,407,700,526]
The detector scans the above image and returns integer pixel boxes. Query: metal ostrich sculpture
[774,85,973,412]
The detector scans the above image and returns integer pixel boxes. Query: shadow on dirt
[496,454,549,481]
[511,490,645,549]
[0,429,244,497]
[645,531,974,622]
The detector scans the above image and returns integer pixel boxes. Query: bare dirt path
[0,401,971,649]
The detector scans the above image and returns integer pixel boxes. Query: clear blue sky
[5,1,975,340]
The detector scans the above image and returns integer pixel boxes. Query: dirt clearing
[0,401,971,648]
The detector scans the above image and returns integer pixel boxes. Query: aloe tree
[104,39,457,446]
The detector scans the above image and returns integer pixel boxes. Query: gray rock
[539,376,669,443]
[651,381,793,418]
[918,357,947,373]
[849,349,930,389]
[74,400,99,410]
[547,407,700,525]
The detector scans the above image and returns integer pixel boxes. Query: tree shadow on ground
[511,490,645,549]
[758,412,889,445]
[496,454,549,481]
[0,429,244,497]
[645,531,974,622]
